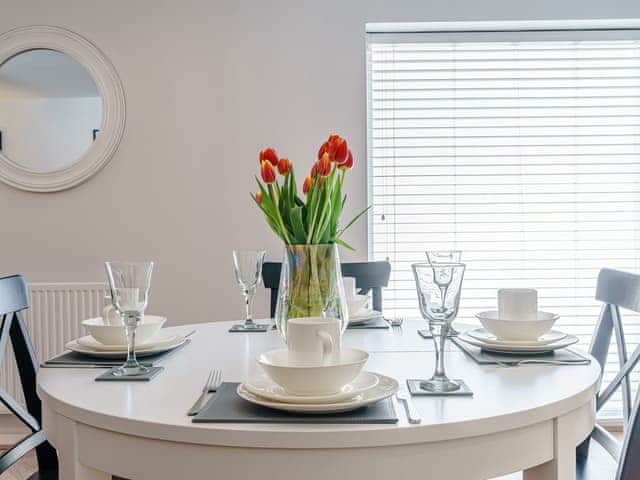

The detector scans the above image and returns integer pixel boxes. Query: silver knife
[396,391,421,424]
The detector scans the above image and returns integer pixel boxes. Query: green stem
[268,183,292,244]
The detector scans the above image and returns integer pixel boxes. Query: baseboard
[599,418,624,431]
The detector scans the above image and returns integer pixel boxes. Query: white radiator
[0,282,107,407]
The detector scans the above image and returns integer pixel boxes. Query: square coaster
[417,328,459,339]
[406,378,473,397]
[95,366,164,382]
[228,323,271,333]
[346,316,390,329]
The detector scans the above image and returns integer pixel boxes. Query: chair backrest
[586,268,640,480]
[262,261,391,318]
[0,275,58,478]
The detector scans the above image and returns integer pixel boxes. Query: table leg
[47,410,111,480]
[523,415,576,480]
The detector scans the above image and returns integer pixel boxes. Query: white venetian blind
[367,24,640,419]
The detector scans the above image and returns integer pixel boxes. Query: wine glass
[104,261,154,376]
[232,250,267,331]
[412,262,465,392]
[426,250,462,335]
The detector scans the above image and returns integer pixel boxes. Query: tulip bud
[303,175,313,195]
[277,158,292,175]
[255,192,262,204]
[317,152,331,176]
[318,141,329,160]
[339,150,353,170]
[310,163,318,178]
[333,137,348,165]
[259,147,279,166]
[260,160,276,183]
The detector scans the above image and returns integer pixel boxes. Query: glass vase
[275,243,348,343]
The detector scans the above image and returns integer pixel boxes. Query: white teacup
[287,317,341,365]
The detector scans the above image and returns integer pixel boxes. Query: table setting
[40,134,590,428]
[42,261,194,375]
[191,136,402,422]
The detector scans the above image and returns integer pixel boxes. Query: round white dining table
[37,320,600,480]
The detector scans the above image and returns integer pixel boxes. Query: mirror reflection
[0,49,102,173]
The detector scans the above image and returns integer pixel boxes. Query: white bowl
[258,347,368,395]
[82,315,166,346]
[475,311,559,341]
[346,294,369,316]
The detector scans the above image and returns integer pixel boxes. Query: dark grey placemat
[451,338,591,365]
[347,316,390,329]
[193,382,398,424]
[95,366,164,381]
[42,339,191,367]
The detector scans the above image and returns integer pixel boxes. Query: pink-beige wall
[2,0,639,324]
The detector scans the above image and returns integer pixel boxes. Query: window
[366,20,640,419]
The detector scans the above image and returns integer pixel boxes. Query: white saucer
[348,310,383,326]
[237,372,399,414]
[77,331,180,351]
[457,332,579,354]
[244,371,380,404]
[466,328,568,346]
[66,334,187,358]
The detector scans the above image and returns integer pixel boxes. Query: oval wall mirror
[0,26,125,192]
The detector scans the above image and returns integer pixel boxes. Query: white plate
[77,331,180,351]
[244,371,380,404]
[466,328,568,347]
[237,372,399,414]
[457,332,579,354]
[66,335,187,358]
[348,310,383,326]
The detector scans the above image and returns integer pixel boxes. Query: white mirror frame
[0,26,125,192]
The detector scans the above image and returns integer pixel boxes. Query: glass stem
[438,285,448,312]
[123,314,140,368]
[243,288,255,327]
[431,322,450,380]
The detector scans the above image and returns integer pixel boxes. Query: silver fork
[187,369,222,416]
[496,359,590,367]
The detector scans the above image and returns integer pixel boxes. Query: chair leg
[576,437,590,460]
[35,441,58,478]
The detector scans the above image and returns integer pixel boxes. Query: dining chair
[262,261,391,318]
[0,274,58,479]
[570,267,640,479]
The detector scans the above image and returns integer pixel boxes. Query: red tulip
[318,134,349,164]
[329,134,348,164]
[260,160,276,183]
[317,152,331,177]
[277,158,292,175]
[259,147,279,166]
[303,175,312,195]
[339,149,353,170]
[310,162,318,178]
[255,192,262,204]
[317,141,329,160]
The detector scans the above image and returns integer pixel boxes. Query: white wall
[0,97,101,171]
[1,0,640,325]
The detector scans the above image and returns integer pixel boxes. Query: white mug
[498,288,538,320]
[287,317,341,365]
[343,276,356,299]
